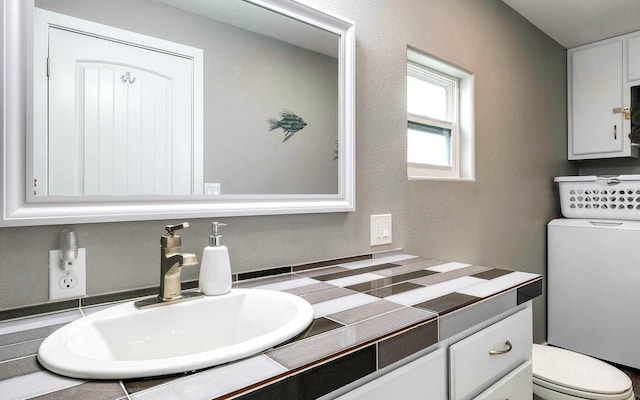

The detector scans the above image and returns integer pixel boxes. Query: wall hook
[121,71,136,84]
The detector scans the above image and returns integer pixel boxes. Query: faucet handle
[162,222,190,248]
[165,222,190,235]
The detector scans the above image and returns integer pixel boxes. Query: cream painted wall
[0,0,574,342]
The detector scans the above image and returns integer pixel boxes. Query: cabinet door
[627,34,640,82]
[336,348,446,400]
[569,40,626,159]
[473,362,532,400]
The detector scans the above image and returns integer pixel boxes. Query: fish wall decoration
[267,109,308,142]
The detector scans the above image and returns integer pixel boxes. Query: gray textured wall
[578,158,640,175]
[2,0,574,343]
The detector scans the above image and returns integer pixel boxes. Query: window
[407,48,474,180]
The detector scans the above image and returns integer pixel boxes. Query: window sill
[408,176,476,182]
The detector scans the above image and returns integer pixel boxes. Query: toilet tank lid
[533,344,631,395]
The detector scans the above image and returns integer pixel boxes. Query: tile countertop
[0,251,542,400]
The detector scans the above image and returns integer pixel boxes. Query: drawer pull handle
[489,340,512,355]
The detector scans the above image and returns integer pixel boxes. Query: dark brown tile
[411,265,491,286]
[517,278,543,304]
[233,272,298,288]
[312,263,399,281]
[0,300,79,322]
[290,317,344,342]
[365,282,423,298]
[345,278,394,292]
[240,345,376,400]
[345,270,436,292]
[373,259,449,276]
[82,287,159,307]
[293,266,349,278]
[292,254,372,272]
[414,292,480,315]
[391,269,438,280]
[237,266,292,281]
[378,319,439,368]
[31,381,125,400]
[472,268,513,280]
[267,307,434,370]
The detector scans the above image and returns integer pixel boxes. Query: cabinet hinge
[46,57,50,77]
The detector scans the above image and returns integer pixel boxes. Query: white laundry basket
[555,175,640,220]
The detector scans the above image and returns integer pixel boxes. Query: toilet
[532,344,635,400]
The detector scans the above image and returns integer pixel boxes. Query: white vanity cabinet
[567,32,640,160]
[333,306,533,400]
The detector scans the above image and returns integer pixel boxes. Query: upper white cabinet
[568,32,640,160]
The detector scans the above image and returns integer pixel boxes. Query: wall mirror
[1,0,355,226]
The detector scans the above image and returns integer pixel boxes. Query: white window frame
[407,48,475,181]
[407,62,459,177]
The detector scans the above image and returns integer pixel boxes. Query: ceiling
[502,0,640,48]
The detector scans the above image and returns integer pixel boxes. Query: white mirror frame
[1,0,355,226]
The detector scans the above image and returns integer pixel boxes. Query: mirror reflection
[34,0,340,197]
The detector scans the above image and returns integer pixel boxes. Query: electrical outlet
[59,275,77,289]
[49,248,86,300]
[370,214,392,246]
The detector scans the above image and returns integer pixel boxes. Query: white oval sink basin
[37,289,313,379]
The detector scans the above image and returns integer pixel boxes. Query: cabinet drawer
[449,307,532,400]
[335,348,446,400]
[473,361,532,400]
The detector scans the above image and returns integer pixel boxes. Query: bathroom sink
[37,289,314,379]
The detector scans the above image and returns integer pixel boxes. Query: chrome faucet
[135,222,203,309]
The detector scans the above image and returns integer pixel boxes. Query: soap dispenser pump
[199,222,232,295]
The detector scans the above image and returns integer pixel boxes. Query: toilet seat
[534,377,634,400]
[533,344,633,400]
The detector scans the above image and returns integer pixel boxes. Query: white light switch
[204,183,221,195]
[370,214,392,246]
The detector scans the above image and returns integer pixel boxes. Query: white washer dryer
[548,218,640,369]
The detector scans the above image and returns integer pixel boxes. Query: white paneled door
[46,27,194,195]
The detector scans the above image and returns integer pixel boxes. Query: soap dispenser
[199,222,232,295]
